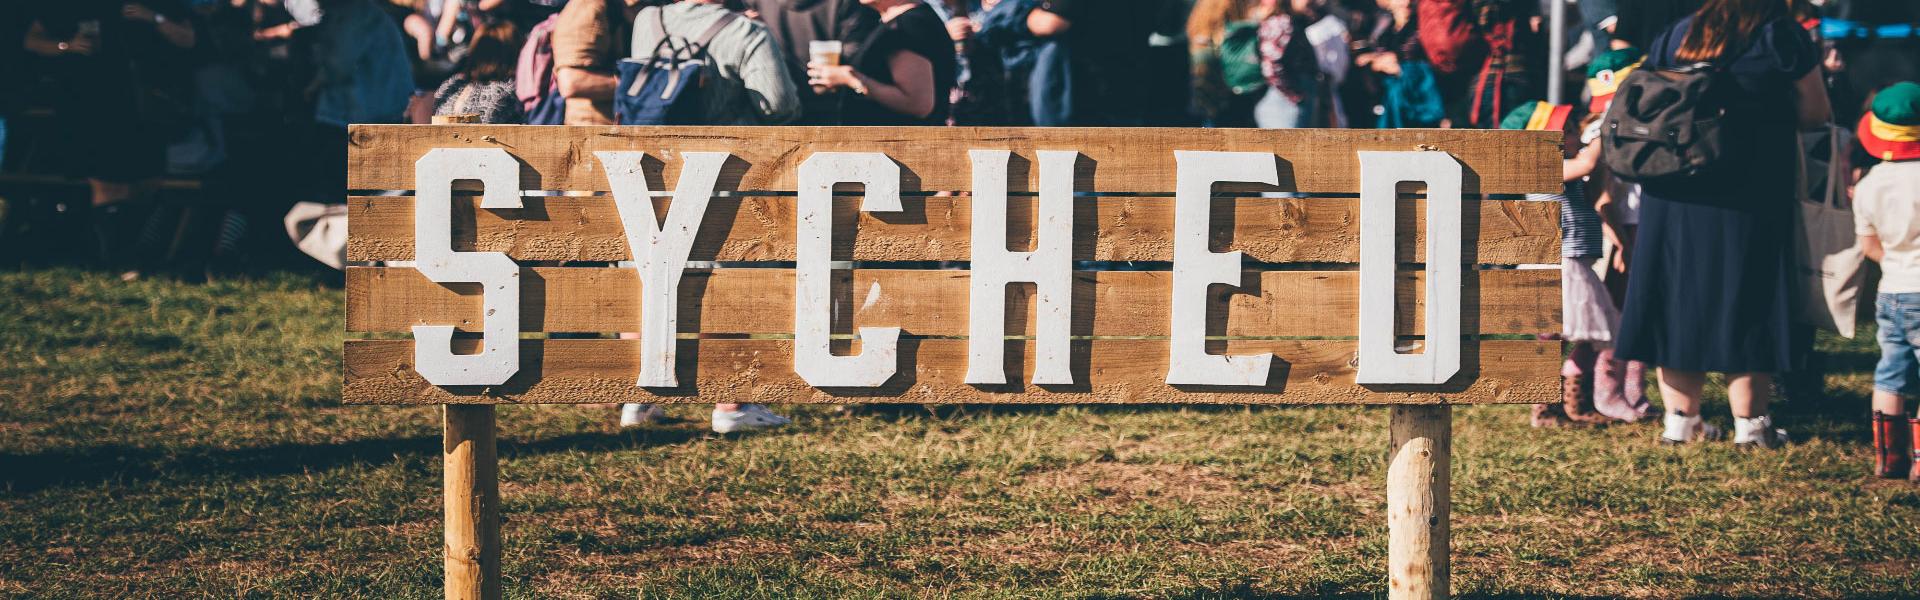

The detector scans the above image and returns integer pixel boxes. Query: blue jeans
[1253,79,1319,129]
[1875,293,1920,396]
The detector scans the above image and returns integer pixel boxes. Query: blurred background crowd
[0,0,1912,278]
[3,0,1920,446]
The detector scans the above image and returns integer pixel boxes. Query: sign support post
[443,405,501,600]
[1387,405,1452,600]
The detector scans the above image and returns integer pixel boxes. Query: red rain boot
[1873,412,1910,479]
[1909,418,1920,483]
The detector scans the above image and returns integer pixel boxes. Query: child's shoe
[619,403,664,428]
[1660,412,1721,444]
[1531,403,1575,428]
[712,404,791,434]
[1732,415,1789,449]
[1910,417,1920,483]
[1873,411,1911,478]
[1592,351,1650,422]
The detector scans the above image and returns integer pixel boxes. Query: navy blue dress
[1613,16,1816,373]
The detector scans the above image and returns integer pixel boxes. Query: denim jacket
[311,0,412,127]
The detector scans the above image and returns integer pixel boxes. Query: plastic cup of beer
[809,40,842,93]
[809,40,843,67]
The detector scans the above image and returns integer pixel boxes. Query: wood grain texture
[342,339,1558,405]
[345,195,1560,264]
[442,405,500,600]
[346,267,1560,336]
[1388,405,1451,600]
[347,126,1562,194]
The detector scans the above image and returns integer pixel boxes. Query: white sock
[1663,412,1701,442]
[1733,415,1774,444]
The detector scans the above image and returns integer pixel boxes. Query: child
[1583,48,1653,422]
[1502,102,1618,427]
[1854,81,1920,481]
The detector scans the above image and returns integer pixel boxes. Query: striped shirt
[1530,181,1602,259]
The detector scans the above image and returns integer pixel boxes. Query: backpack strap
[651,6,671,48]
[692,12,742,53]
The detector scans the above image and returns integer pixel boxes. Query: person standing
[628,0,801,125]
[1357,0,1444,129]
[1613,0,1831,448]
[1501,102,1619,427]
[1853,81,1920,481]
[1024,0,1162,125]
[1584,47,1653,423]
[22,1,198,261]
[1252,0,1328,129]
[808,0,955,125]
[744,0,878,124]
[433,18,526,123]
[304,0,412,197]
[616,0,802,433]
[552,0,642,125]
[1187,0,1269,127]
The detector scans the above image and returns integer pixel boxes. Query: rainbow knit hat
[1500,101,1573,132]
[1860,81,1920,162]
[1585,48,1644,113]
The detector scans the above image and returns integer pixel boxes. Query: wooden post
[444,405,501,600]
[1387,405,1451,600]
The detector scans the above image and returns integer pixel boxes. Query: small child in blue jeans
[1854,81,1920,481]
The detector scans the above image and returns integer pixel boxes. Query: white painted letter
[413,148,521,385]
[794,152,902,387]
[966,150,1076,385]
[1166,151,1276,386]
[598,151,728,387]
[1355,151,1462,385]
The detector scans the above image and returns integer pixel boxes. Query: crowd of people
[1,0,1919,464]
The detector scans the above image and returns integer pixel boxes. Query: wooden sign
[344,125,1563,600]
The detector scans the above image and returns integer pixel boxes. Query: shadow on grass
[0,427,709,494]
[838,403,1314,422]
[1131,592,1913,600]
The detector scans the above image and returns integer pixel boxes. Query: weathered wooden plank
[346,267,1559,337]
[347,126,1562,194]
[342,339,1559,405]
[345,196,1560,264]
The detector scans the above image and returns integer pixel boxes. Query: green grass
[2,266,1918,599]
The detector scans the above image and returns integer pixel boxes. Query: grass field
[2,266,1918,599]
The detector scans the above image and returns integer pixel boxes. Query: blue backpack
[615,9,741,126]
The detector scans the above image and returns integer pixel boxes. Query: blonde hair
[1188,0,1249,48]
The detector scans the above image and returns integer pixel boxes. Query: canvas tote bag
[284,201,348,270]
[1795,125,1865,337]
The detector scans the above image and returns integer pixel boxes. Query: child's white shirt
[1855,160,1920,294]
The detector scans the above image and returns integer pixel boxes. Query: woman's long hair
[1675,0,1786,63]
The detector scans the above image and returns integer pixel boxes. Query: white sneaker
[712,404,791,434]
[619,403,664,428]
[1733,415,1789,449]
[1660,412,1722,444]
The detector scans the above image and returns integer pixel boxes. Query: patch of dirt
[910,524,1332,573]
[1019,461,1238,506]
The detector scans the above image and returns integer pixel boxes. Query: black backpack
[1599,19,1761,184]
[615,8,741,125]
[1600,62,1731,183]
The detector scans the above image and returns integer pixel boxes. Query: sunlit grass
[1,267,1916,598]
